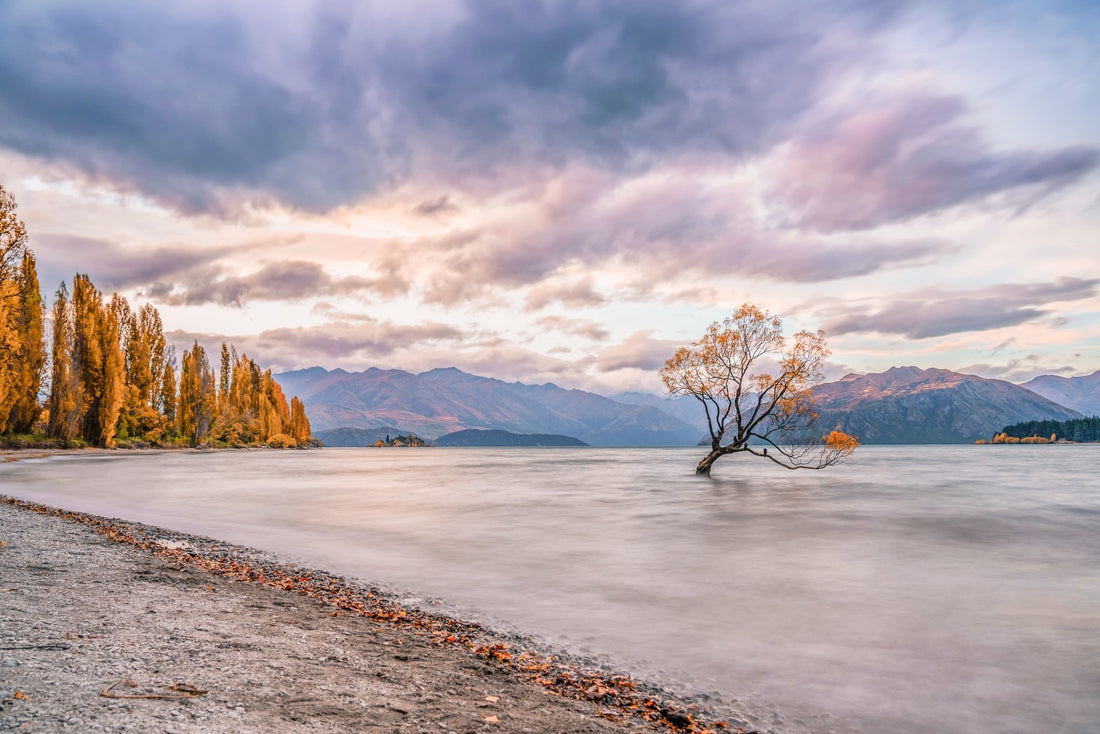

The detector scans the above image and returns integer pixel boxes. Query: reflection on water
[3,445,1099,733]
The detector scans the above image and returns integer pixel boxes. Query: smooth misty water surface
[2,446,1098,733]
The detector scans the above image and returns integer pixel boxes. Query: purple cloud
[596,331,682,372]
[770,92,1099,231]
[156,260,376,306]
[823,277,1100,339]
[0,1,893,213]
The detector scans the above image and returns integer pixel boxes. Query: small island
[371,433,430,447]
[434,429,588,447]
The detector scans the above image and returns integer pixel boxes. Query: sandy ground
[0,495,764,733]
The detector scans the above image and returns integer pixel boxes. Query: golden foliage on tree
[46,283,81,441]
[0,251,46,434]
[2,182,315,449]
[660,303,858,475]
[0,187,46,436]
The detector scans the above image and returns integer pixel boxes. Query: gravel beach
[0,492,754,733]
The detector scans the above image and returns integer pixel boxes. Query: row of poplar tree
[0,184,313,448]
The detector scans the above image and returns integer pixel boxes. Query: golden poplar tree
[179,342,217,445]
[97,298,125,447]
[0,187,44,436]
[46,283,81,442]
[218,343,231,414]
[120,303,168,441]
[159,361,177,435]
[70,274,106,443]
[5,251,46,433]
[290,396,312,446]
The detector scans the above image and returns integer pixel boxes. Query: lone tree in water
[660,304,859,475]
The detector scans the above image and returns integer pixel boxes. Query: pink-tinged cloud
[392,167,957,306]
[525,278,606,311]
[34,234,227,294]
[153,260,378,306]
[536,316,609,341]
[169,317,468,366]
[769,92,1099,231]
[823,277,1100,339]
[596,331,682,372]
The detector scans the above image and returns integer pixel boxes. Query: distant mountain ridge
[279,364,1090,447]
[810,366,1081,443]
[1021,369,1100,416]
[275,366,700,446]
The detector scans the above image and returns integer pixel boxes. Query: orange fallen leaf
[13,690,28,700]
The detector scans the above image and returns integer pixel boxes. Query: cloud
[389,165,958,305]
[0,1,890,213]
[535,315,609,341]
[32,233,380,306]
[769,91,1100,231]
[596,330,681,372]
[822,277,1100,339]
[958,356,1083,384]
[154,260,376,306]
[168,316,468,367]
[412,195,460,218]
[33,233,225,293]
[166,322,595,389]
[525,277,606,311]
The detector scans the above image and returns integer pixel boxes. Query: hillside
[275,367,700,446]
[810,366,1082,443]
[1021,369,1100,415]
[434,429,588,447]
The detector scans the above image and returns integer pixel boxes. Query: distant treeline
[0,183,313,449]
[998,416,1100,443]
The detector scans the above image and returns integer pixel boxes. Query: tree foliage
[660,303,858,475]
[0,187,46,436]
[0,183,314,448]
[996,416,1100,443]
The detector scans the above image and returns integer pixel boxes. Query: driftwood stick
[100,679,209,700]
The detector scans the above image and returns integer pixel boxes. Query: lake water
[2,446,1098,733]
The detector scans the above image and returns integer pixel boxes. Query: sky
[2,0,1098,394]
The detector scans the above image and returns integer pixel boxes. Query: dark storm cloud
[0,0,895,213]
[823,277,1100,339]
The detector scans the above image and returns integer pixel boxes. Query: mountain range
[809,367,1080,444]
[278,365,1092,446]
[1021,369,1100,416]
[275,366,699,446]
